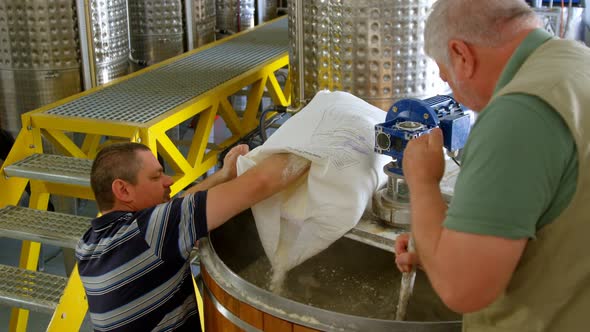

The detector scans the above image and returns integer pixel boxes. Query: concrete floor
[0,239,94,332]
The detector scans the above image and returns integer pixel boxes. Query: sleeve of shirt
[444,94,573,239]
[176,190,208,259]
[138,190,208,261]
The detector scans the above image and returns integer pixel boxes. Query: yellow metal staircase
[0,17,290,331]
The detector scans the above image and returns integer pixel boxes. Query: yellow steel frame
[0,18,290,332]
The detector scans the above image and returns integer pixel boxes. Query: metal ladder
[1,155,94,331]
[0,17,290,332]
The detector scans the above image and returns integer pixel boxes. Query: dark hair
[91,142,151,211]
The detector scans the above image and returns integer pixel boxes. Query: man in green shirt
[395,1,589,330]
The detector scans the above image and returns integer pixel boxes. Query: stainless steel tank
[190,0,217,48]
[0,0,81,136]
[89,0,130,85]
[289,0,447,111]
[259,0,278,24]
[0,0,130,136]
[127,0,185,69]
[199,210,462,331]
[216,0,255,34]
[531,4,586,42]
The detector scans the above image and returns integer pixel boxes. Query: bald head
[425,0,541,66]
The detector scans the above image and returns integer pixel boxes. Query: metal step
[3,154,92,187]
[0,264,67,313]
[0,206,92,249]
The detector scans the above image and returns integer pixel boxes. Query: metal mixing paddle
[396,234,416,320]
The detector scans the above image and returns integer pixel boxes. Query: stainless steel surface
[0,206,91,249]
[89,0,130,85]
[373,187,411,228]
[0,0,81,136]
[190,0,216,48]
[0,69,82,137]
[534,6,586,41]
[128,0,184,68]
[200,211,462,331]
[374,166,412,228]
[344,213,403,253]
[353,158,459,250]
[77,0,94,90]
[0,264,67,313]
[289,0,447,110]
[45,18,288,124]
[257,0,278,24]
[3,154,92,187]
[216,0,255,33]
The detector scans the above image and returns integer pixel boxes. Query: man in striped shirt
[76,142,309,331]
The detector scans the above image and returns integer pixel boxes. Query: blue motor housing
[375,95,471,176]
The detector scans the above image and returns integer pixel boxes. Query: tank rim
[198,236,462,332]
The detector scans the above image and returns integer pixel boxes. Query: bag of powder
[237,91,389,289]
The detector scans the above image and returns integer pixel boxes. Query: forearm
[409,182,525,313]
[205,153,310,231]
[409,181,447,277]
[258,153,310,193]
[182,171,229,197]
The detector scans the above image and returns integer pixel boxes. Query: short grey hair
[425,0,541,66]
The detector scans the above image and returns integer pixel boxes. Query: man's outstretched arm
[205,153,310,232]
[182,144,250,196]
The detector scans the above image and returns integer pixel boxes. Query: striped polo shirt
[76,191,208,331]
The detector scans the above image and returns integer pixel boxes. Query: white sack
[237,90,390,273]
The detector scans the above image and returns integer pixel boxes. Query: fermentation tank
[259,0,279,24]
[199,210,462,331]
[127,0,185,68]
[216,0,256,34]
[0,0,81,136]
[0,0,129,136]
[190,0,217,48]
[89,0,130,85]
[289,0,448,110]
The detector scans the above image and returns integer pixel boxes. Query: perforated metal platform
[3,154,92,187]
[0,264,67,313]
[0,206,92,249]
[45,18,288,124]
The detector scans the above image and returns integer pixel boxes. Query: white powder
[270,268,288,294]
[282,154,311,184]
[269,241,290,295]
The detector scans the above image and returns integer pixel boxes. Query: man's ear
[448,39,476,80]
[112,179,133,203]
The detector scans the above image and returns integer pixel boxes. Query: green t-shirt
[443,29,578,239]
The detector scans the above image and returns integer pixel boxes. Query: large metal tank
[0,0,81,136]
[128,0,185,69]
[530,3,586,42]
[89,0,130,85]
[200,210,462,331]
[190,0,217,48]
[289,0,447,110]
[259,0,279,24]
[216,0,256,34]
[0,0,130,136]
